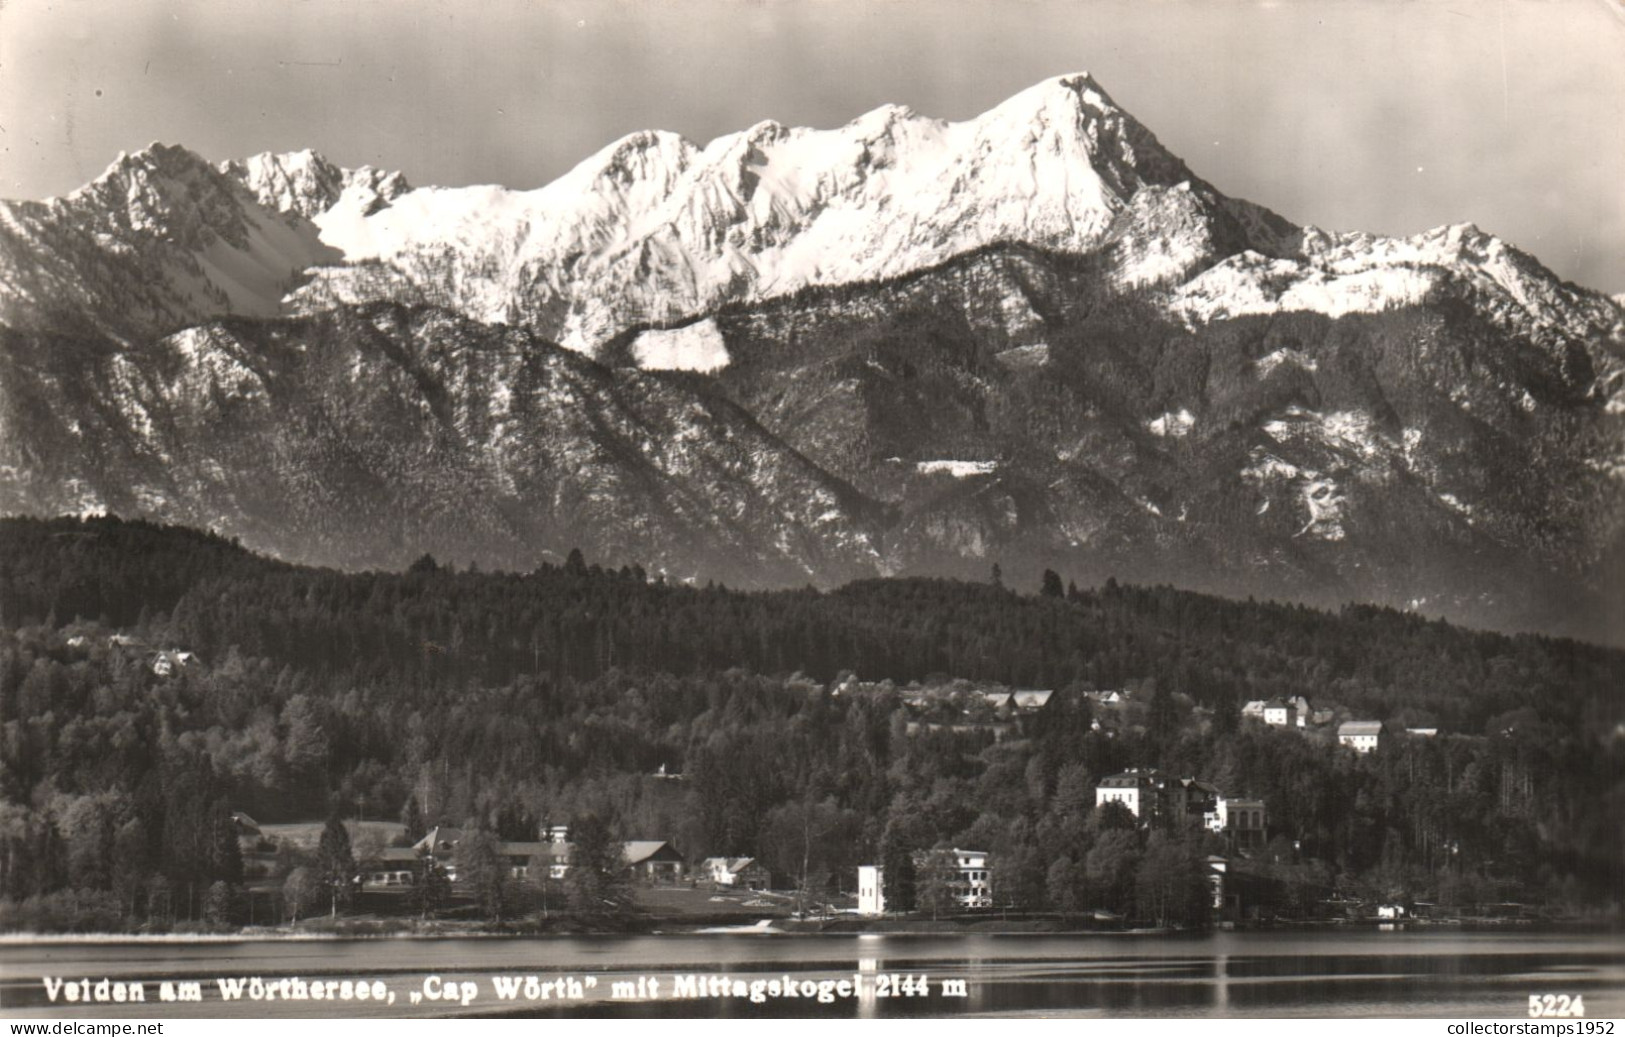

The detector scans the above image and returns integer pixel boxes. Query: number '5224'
[1528,994,1584,1018]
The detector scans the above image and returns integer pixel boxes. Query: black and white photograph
[1,0,1622,1022]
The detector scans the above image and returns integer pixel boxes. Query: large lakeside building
[1095,768,1268,845]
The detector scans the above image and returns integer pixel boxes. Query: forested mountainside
[2,517,1621,927]
[0,304,883,586]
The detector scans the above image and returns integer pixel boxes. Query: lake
[2,929,1620,1018]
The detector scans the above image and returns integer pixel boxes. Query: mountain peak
[847,102,920,135]
[221,148,409,218]
[61,142,258,243]
[565,129,697,192]
[992,71,1115,117]
[970,72,1195,196]
[73,142,217,198]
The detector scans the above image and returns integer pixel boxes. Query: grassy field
[633,885,795,918]
[255,819,407,852]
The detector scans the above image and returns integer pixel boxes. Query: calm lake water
[2,929,1621,1019]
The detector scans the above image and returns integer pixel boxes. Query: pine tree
[1040,569,1064,599]
[407,554,439,574]
[565,548,588,577]
[210,804,243,884]
[400,796,427,844]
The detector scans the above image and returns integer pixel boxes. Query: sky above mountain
[3,0,1623,294]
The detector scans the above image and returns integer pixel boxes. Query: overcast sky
[3,0,1623,293]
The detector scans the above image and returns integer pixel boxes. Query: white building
[1339,720,1384,753]
[858,865,885,916]
[700,856,768,889]
[1096,769,1220,827]
[953,849,991,909]
[1289,696,1312,727]
[1263,699,1296,727]
[1095,769,1159,817]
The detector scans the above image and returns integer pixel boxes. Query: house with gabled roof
[701,856,769,889]
[1011,689,1053,710]
[1338,720,1384,753]
[981,690,1013,711]
[414,825,464,856]
[414,826,683,884]
[624,840,686,884]
[496,841,567,880]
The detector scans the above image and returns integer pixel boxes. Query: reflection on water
[2,931,1621,1019]
[857,956,875,1019]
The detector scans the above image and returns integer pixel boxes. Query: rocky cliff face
[2,74,1621,638]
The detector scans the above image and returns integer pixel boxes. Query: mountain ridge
[2,74,1621,641]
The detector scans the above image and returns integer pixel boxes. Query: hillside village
[205,678,1476,931]
[2,518,1618,934]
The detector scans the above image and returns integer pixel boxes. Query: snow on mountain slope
[271,73,1241,350]
[222,148,411,219]
[8,74,1620,366]
[0,144,340,341]
[631,318,730,372]
[1171,223,1625,353]
[265,74,1623,360]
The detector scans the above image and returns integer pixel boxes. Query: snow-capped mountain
[2,74,1622,638]
[222,148,411,220]
[6,74,1619,362]
[276,73,1248,351]
[0,144,339,343]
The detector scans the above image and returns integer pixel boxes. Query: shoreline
[2,917,1613,945]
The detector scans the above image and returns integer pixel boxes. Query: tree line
[1,516,1620,930]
